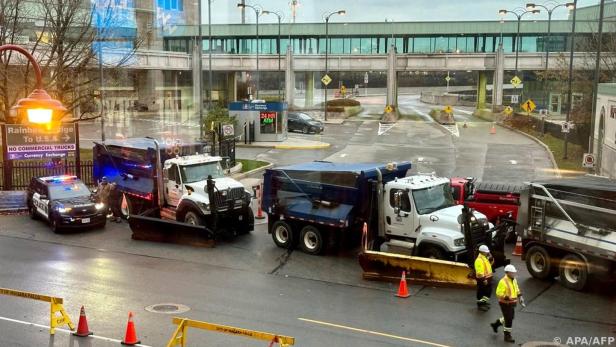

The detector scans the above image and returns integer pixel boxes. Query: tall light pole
[237,3,261,99]
[590,0,605,158]
[564,0,578,159]
[498,8,540,73]
[197,0,204,139]
[208,0,213,110]
[323,9,346,121]
[385,18,395,46]
[262,10,283,100]
[526,2,575,108]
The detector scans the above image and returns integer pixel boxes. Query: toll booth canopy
[229,101,288,142]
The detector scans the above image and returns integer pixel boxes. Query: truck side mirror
[393,191,402,215]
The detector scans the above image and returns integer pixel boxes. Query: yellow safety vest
[496,276,521,304]
[474,254,493,279]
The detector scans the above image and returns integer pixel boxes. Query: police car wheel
[29,205,38,220]
[50,218,61,233]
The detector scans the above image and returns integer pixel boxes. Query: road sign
[504,106,513,116]
[384,105,394,113]
[445,76,451,82]
[510,76,522,88]
[222,124,234,137]
[364,72,369,84]
[321,74,332,86]
[582,153,595,168]
[4,123,77,160]
[511,95,519,104]
[561,121,574,133]
[521,99,536,113]
[539,109,549,117]
[444,105,453,114]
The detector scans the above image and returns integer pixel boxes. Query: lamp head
[498,9,507,16]
[526,3,536,11]
[337,10,346,15]
[237,3,245,8]
[10,89,67,125]
[261,10,270,15]
[566,2,575,10]
[531,9,540,14]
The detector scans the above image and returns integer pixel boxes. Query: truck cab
[383,175,491,261]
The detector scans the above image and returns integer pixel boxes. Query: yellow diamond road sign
[510,76,522,88]
[521,99,536,113]
[321,74,332,86]
[504,106,513,115]
[384,105,394,113]
[444,105,453,114]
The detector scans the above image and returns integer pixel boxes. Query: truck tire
[558,253,588,291]
[299,225,324,255]
[271,221,296,249]
[525,245,553,280]
[419,245,446,260]
[184,210,205,226]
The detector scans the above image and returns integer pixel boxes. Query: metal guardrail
[0,160,94,190]
[0,287,74,335]
[167,317,295,347]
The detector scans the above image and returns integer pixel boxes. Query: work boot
[504,332,515,343]
[478,303,489,312]
[490,320,501,333]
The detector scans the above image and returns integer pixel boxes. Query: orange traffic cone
[512,236,523,256]
[72,306,93,337]
[121,312,140,345]
[490,123,497,134]
[395,271,411,298]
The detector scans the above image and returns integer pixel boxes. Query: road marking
[298,318,451,347]
[340,153,347,158]
[0,316,153,346]
[455,109,473,115]
[510,160,518,165]
[378,122,396,135]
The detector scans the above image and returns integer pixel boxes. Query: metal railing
[0,160,94,190]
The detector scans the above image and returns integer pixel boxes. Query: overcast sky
[207,0,601,24]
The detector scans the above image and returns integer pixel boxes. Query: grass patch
[237,159,270,173]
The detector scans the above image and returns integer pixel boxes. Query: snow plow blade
[358,250,476,289]
[128,210,215,247]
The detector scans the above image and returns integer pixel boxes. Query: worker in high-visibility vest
[491,264,525,343]
[474,244,494,311]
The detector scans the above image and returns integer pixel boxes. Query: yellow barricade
[0,287,74,335]
[167,317,295,347]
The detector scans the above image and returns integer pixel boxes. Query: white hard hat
[478,245,490,253]
[504,264,517,273]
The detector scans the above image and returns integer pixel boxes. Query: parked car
[27,175,106,233]
[287,112,324,134]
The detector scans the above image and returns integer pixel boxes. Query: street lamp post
[237,3,261,99]
[0,45,67,124]
[564,0,578,159]
[262,10,283,100]
[323,9,346,121]
[498,8,540,73]
[208,0,213,110]
[526,2,575,108]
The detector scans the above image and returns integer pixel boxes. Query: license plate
[81,218,90,224]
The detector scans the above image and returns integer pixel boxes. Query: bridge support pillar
[304,72,314,108]
[492,42,504,110]
[285,46,295,108]
[476,71,487,110]
[386,45,397,108]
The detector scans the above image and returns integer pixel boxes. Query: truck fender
[176,200,205,222]
[416,229,459,253]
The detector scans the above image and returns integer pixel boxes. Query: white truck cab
[162,153,251,225]
[382,175,490,260]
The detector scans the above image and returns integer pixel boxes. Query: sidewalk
[236,137,330,150]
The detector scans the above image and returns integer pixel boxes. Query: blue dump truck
[262,161,509,287]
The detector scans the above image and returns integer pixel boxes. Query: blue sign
[9,152,68,160]
[91,0,137,65]
[228,102,288,112]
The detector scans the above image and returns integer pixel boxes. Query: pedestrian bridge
[131,50,597,71]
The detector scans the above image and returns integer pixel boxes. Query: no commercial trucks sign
[4,123,77,160]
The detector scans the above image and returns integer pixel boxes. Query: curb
[498,123,562,178]
[236,142,331,150]
[232,161,274,180]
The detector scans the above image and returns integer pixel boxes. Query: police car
[27,175,106,232]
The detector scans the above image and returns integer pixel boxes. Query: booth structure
[229,101,288,142]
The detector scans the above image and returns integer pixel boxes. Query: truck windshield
[180,162,225,183]
[49,182,91,200]
[412,183,455,215]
